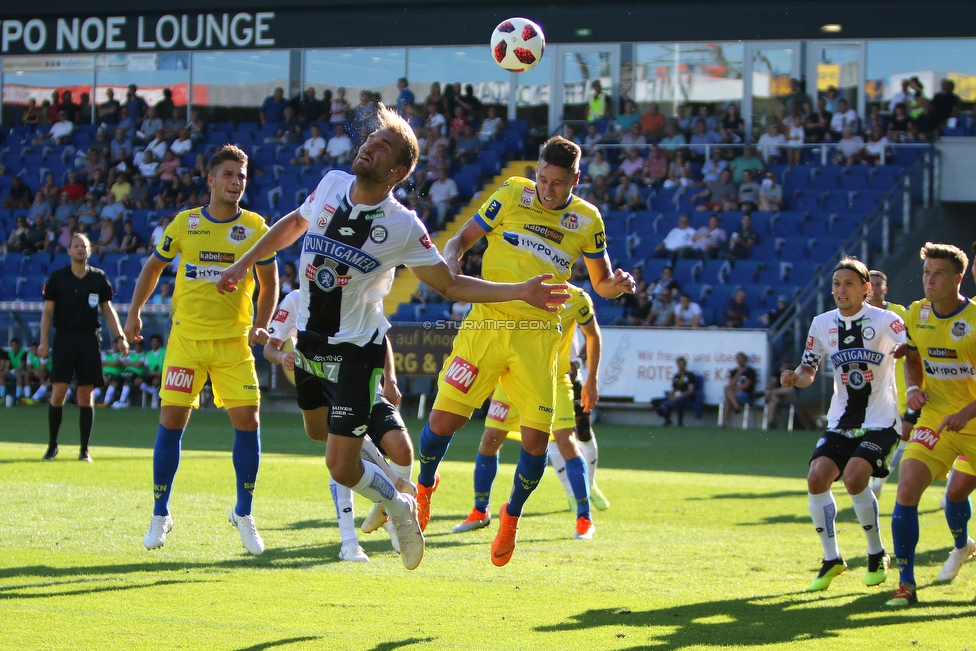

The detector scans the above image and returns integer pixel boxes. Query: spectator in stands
[619,266,648,306]
[93,217,118,255]
[156,150,180,185]
[722,289,750,328]
[653,213,696,263]
[587,80,611,123]
[137,107,163,144]
[33,110,73,146]
[619,122,647,152]
[124,84,148,121]
[663,150,693,189]
[138,150,159,180]
[20,97,41,128]
[694,105,717,131]
[721,352,757,427]
[110,127,133,166]
[615,100,642,134]
[785,113,805,167]
[889,79,913,111]
[56,216,79,251]
[147,215,171,250]
[692,167,738,212]
[613,147,645,183]
[641,144,669,188]
[737,170,761,210]
[617,291,652,326]
[60,172,84,203]
[690,213,728,259]
[478,105,505,142]
[587,149,611,181]
[58,89,78,124]
[297,87,325,124]
[764,360,798,428]
[780,78,813,119]
[804,96,832,143]
[353,90,381,137]
[96,89,120,130]
[448,105,469,140]
[39,172,60,203]
[54,191,77,224]
[170,128,192,157]
[27,191,53,224]
[154,88,174,122]
[585,175,613,214]
[688,118,723,161]
[863,103,887,135]
[658,122,688,154]
[729,145,764,184]
[109,173,131,204]
[389,78,413,116]
[651,356,697,425]
[828,98,859,138]
[118,220,142,254]
[833,126,866,166]
[76,194,100,227]
[648,265,679,298]
[292,124,327,166]
[405,190,432,229]
[87,168,108,200]
[23,214,49,254]
[424,102,446,138]
[427,167,459,230]
[269,106,302,145]
[641,102,666,137]
[162,106,184,141]
[151,282,173,306]
[673,293,703,328]
[81,149,109,184]
[720,103,744,143]
[44,91,60,124]
[822,86,840,113]
[4,215,30,253]
[260,87,288,125]
[902,117,923,143]
[756,172,783,211]
[457,84,483,120]
[424,81,448,116]
[100,192,126,224]
[671,104,694,134]
[756,122,786,164]
[863,125,892,165]
[582,122,603,162]
[330,87,351,123]
[3,175,34,209]
[189,153,208,182]
[155,175,182,210]
[725,212,759,260]
[648,288,676,327]
[932,78,962,129]
[453,123,482,165]
[127,173,151,209]
[185,109,206,145]
[613,174,643,211]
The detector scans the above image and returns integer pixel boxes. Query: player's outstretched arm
[583,254,636,299]
[442,219,489,274]
[409,261,569,312]
[250,261,279,346]
[100,301,128,356]
[218,210,307,293]
[781,364,816,389]
[580,317,602,412]
[124,255,168,343]
[904,347,928,410]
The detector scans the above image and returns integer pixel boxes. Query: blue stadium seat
[777,243,807,262]
[823,193,850,212]
[477,150,501,177]
[454,172,477,200]
[728,260,764,284]
[596,305,625,324]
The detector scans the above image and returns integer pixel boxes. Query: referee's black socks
[79,407,94,453]
[48,405,63,448]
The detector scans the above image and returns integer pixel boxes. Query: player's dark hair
[375,103,419,179]
[921,242,969,275]
[832,256,870,284]
[540,136,581,173]
[208,145,248,175]
[869,270,887,283]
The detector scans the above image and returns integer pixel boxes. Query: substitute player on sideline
[125,146,278,555]
[888,242,976,606]
[453,284,602,539]
[781,257,907,592]
[265,287,415,562]
[38,233,128,462]
[217,105,568,571]
[416,136,635,567]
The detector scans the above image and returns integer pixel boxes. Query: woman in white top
[787,113,805,167]
[478,106,505,141]
[330,87,350,123]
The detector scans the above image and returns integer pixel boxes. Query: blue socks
[418,421,452,487]
[232,428,261,516]
[945,497,972,549]
[891,502,919,586]
[506,448,547,517]
[473,453,498,513]
[566,456,591,519]
[153,425,184,517]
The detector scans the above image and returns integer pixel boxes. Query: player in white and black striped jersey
[781,257,908,592]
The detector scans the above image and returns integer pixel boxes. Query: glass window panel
[2,55,94,127]
[749,46,795,138]
[634,42,744,119]
[815,46,860,112]
[95,53,190,124]
[407,46,510,111]
[304,48,405,109]
[867,38,976,105]
[516,55,550,141]
[191,50,289,120]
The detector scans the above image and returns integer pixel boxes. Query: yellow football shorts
[903,421,976,481]
[486,376,574,436]
[953,455,975,476]
[433,305,560,432]
[159,330,260,409]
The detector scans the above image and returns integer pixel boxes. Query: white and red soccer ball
[490,17,546,73]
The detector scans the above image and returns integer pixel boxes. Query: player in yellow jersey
[452,285,602,539]
[867,270,913,497]
[124,146,278,556]
[888,243,976,606]
[416,136,635,566]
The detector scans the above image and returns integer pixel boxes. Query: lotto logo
[164,367,195,393]
[910,427,940,450]
[444,357,478,393]
[487,399,510,422]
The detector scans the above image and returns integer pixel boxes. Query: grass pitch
[1,406,975,650]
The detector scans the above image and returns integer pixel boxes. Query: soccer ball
[490,17,546,73]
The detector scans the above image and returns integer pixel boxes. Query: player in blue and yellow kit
[416,136,635,566]
[889,242,976,605]
[124,145,278,555]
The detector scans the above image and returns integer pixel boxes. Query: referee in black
[37,233,127,461]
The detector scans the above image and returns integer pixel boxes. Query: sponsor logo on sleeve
[164,366,195,393]
[317,215,328,228]
[520,187,536,206]
[199,251,235,263]
[891,320,906,334]
[444,356,478,394]
[594,231,606,249]
[161,235,173,252]
[910,427,940,450]
[486,399,511,422]
[419,233,433,249]
[485,199,503,220]
[308,189,316,202]
[273,309,289,323]
[806,335,815,350]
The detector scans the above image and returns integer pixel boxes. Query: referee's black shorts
[51,330,105,387]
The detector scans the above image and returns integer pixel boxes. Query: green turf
[1,405,974,650]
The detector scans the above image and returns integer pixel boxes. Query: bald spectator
[653,213,696,263]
